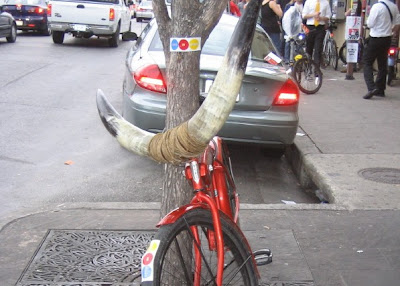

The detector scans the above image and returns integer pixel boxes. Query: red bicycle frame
[156,137,255,286]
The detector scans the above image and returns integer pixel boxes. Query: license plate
[73,24,87,32]
[203,79,239,102]
[16,20,23,26]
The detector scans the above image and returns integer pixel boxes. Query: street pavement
[1,68,400,286]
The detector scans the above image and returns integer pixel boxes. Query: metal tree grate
[16,230,155,286]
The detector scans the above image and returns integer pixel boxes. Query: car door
[0,13,12,37]
[119,0,131,33]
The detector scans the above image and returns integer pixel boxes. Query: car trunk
[147,52,287,112]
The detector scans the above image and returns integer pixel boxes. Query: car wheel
[6,23,17,43]
[52,31,64,44]
[41,24,51,36]
[136,17,142,22]
[108,23,120,48]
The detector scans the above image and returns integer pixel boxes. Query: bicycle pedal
[253,249,272,266]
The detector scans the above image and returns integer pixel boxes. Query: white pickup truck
[47,0,132,47]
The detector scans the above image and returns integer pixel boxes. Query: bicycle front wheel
[328,39,338,70]
[339,42,347,65]
[293,58,323,94]
[147,208,258,286]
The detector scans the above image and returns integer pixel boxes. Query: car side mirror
[122,32,139,42]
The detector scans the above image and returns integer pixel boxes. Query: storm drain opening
[16,230,155,286]
[358,168,400,184]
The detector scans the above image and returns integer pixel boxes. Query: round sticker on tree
[170,37,201,52]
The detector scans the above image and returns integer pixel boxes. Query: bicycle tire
[328,39,338,70]
[339,42,347,65]
[293,58,323,94]
[147,208,258,285]
[388,66,394,86]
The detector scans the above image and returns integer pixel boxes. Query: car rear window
[149,23,278,62]
[2,0,45,4]
[140,1,152,7]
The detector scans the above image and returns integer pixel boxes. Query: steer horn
[96,0,262,164]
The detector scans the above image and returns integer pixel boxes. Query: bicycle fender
[156,203,209,227]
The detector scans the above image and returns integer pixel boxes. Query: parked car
[1,0,50,35]
[130,0,138,18]
[135,0,153,22]
[122,14,300,155]
[0,11,17,42]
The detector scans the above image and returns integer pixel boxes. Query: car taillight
[133,64,167,94]
[109,8,115,21]
[47,4,51,16]
[388,47,396,56]
[273,79,299,106]
[35,7,44,14]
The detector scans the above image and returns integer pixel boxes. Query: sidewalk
[1,68,400,286]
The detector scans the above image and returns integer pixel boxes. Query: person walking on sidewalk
[260,0,283,52]
[302,0,332,68]
[363,0,400,99]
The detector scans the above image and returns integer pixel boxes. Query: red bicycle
[139,136,272,286]
[96,0,271,284]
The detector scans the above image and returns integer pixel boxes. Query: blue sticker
[171,39,179,50]
[142,265,152,279]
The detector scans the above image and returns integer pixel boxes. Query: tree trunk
[152,0,229,217]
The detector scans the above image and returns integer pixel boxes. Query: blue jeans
[269,33,282,57]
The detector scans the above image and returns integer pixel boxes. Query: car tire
[41,24,51,36]
[6,23,17,43]
[136,17,142,22]
[52,31,64,44]
[108,23,120,48]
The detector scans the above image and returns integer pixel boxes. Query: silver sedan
[122,14,300,155]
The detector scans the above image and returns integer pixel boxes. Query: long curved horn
[96,0,262,164]
[96,89,154,157]
[188,0,262,145]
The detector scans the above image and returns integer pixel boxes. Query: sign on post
[345,16,362,63]
[345,16,362,40]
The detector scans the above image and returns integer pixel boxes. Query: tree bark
[152,0,229,217]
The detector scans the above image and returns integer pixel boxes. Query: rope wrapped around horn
[96,0,262,164]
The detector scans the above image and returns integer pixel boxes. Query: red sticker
[179,39,189,50]
[142,253,154,265]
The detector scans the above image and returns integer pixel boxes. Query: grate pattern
[17,230,155,286]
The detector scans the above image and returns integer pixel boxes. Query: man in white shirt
[363,0,400,99]
[302,0,332,68]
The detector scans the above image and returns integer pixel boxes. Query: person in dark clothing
[260,0,283,53]
[362,0,400,99]
[302,0,331,67]
[278,0,292,55]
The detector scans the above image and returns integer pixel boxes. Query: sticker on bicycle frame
[141,240,161,282]
[170,37,201,52]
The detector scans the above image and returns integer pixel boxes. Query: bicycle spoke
[173,237,193,285]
